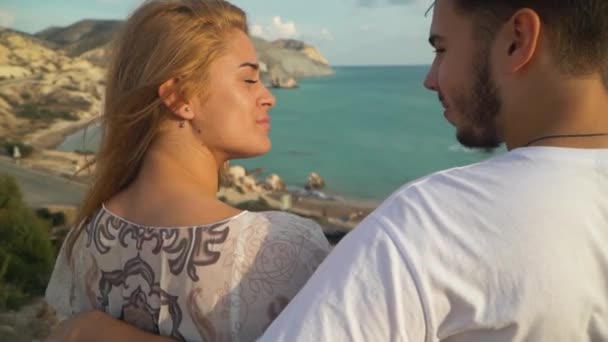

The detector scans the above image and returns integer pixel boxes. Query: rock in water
[267,64,299,89]
[306,172,325,190]
[240,175,263,193]
[266,173,286,191]
[270,76,298,89]
[228,165,246,180]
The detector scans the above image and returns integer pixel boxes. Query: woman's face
[190,30,276,161]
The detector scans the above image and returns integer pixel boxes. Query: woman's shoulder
[247,210,319,227]
[242,210,326,234]
[235,210,331,250]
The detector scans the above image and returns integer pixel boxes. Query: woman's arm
[46,311,176,342]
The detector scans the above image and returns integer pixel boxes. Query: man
[260,0,608,340]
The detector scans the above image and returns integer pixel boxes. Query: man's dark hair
[449,1,608,81]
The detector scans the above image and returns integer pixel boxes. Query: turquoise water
[59,66,501,200]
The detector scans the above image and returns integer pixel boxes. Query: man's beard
[452,45,503,150]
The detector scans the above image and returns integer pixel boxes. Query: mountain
[0,20,333,142]
[34,20,333,85]
[271,39,330,66]
[1,28,64,79]
[252,37,332,88]
[35,19,123,58]
[0,28,104,142]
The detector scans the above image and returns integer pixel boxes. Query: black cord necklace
[524,132,608,147]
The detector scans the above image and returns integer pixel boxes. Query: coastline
[26,115,100,150]
[5,119,380,239]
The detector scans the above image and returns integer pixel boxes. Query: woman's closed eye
[245,79,259,84]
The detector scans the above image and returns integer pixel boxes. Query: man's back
[261,147,608,341]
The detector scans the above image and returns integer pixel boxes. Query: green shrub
[35,208,51,220]
[16,104,78,121]
[16,104,40,119]
[0,281,30,311]
[35,208,66,227]
[0,174,55,311]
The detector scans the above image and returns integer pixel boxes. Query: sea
[58,66,504,201]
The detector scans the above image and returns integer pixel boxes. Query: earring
[179,106,190,128]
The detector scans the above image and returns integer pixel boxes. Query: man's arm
[46,311,176,342]
[259,217,427,341]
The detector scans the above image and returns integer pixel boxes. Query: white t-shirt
[261,147,608,342]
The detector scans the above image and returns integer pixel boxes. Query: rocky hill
[35,19,123,58]
[0,20,332,144]
[251,37,332,88]
[34,19,332,87]
[0,28,104,143]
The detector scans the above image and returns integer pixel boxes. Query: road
[0,157,85,207]
[0,75,39,87]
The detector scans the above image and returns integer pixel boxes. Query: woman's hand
[46,310,176,342]
[46,310,95,342]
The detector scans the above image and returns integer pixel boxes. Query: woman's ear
[158,78,195,120]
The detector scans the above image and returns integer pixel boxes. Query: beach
[1,112,379,239]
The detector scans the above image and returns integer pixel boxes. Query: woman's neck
[137,139,222,197]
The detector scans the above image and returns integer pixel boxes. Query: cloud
[0,9,15,27]
[319,28,334,41]
[355,0,416,7]
[250,24,264,37]
[271,16,297,37]
[249,16,298,40]
[306,28,334,42]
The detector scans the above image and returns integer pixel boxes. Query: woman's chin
[252,138,271,156]
[231,140,272,159]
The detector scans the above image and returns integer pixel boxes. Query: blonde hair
[66,0,248,258]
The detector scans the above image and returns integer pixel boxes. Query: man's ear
[158,78,194,120]
[500,8,541,74]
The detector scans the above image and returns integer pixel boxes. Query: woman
[45,0,331,341]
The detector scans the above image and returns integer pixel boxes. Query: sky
[0,0,435,66]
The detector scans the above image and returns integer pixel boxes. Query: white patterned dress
[45,207,331,341]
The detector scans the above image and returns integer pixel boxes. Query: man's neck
[505,76,608,150]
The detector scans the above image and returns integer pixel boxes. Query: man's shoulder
[360,150,534,248]
[382,152,513,207]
